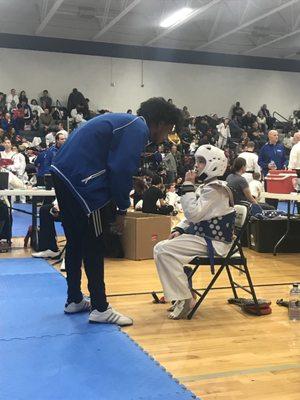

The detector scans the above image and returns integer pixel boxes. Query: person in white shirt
[6,89,19,111]
[30,99,44,116]
[217,118,230,149]
[239,141,261,183]
[165,183,182,213]
[288,131,300,170]
[57,122,69,138]
[46,127,68,147]
[0,139,16,172]
[249,172,264,203]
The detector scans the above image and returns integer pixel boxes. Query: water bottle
[288,283,300,321]
[269,160,276,169]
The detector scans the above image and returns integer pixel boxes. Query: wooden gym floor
[2,238,300,400]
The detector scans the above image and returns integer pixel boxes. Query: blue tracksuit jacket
[258,142,286,176]
[51,113,149,215]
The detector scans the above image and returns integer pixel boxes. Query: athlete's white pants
[154,234,230,301]
[154,234,209,301]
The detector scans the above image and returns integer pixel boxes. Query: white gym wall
[0,47,299,117]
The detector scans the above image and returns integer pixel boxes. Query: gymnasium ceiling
[1,0,300,60]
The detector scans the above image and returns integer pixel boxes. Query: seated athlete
[154,145,235,319]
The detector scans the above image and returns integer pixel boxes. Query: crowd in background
[0,88,300,215]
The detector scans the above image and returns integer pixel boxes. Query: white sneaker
[89,306,133,326]
[60,258,66,272]
[64,296,91,314]
[32,249,60,259]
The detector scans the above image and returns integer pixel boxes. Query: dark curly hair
[137,97,183,131]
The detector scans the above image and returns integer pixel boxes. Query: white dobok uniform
[239,151,261,183]
[154,180,234,301]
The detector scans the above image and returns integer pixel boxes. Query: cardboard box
[122,212,171,260]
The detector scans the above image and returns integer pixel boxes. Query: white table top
[264,192,300,201]
[0,188,56,196]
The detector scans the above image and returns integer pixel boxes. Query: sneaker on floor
[32,249,60,259]
[64,296,90,314]
[60,258,66,272]
[169,299,194,320]
[89,306,133,326]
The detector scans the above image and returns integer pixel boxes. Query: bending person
[51,98,182,326]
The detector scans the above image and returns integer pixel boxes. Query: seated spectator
[239,141,261,183]
[21,98,33,129]
[242,111,256,130]
[40,90,52,109]
[30,110,40,131]
[249,172,264,203]
[142,175,173,215]
[19,90,27,103]
[30,99,44,116]
[248,121,266,147]
[71,105,86,126]
[40,108,54,128]
[182,106,190,120]
[229,116,244,140]
[1,113,14,133]
[257,111,267,133]
[232,101,244,125]
[45,129,57,147]
[130,177,148,208]
[57,122,68,136]
[226,157,257,205]
[195,116,209,135]
[165,183,182,213]
[126,109,132,114]
[0,92,6,111]
[260,104,275,129]
[189,138,199,155]
[12,104,25,131]
[6,89,19,111]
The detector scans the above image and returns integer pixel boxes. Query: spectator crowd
[0,88,300,221]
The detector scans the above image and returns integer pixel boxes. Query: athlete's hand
[185,170,197,183]
[168,231,181,240]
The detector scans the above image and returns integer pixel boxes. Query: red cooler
[265,170,297,194]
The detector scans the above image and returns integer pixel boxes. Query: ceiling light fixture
[160,7,194,28]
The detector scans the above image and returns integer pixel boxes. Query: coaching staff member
[51,97,182,326]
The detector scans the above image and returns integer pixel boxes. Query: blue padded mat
[0,272,114,340]
[0,257,56,275]
[0,258,199,399]
[12,203,64,237]
[0,333,197,400]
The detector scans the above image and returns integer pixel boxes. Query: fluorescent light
[160,7,194,28]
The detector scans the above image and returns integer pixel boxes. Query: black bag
[0,201,12,243]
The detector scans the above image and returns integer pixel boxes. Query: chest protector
[186,181,236,272]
